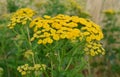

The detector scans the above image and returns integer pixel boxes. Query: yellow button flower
[21,71,26,75]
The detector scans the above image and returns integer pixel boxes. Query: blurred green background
[0,0,120,77]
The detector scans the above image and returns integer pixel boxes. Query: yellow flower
[43,23,50,29]
[71,16,80,23]
[47,38,53,44]
[37,39,43,44]
[52,23,62,29]
[53,34,60,40]
[42,39,47,44]
[103,9,115,14]
[66,32,74,39]
[84,42,105,56]
[83,32,90,36]
[34,64,46,71]
[67,22,78,27]
[8,8,35,29]
[86,22,92,27]
[102,51,105,55]
[43,32,51,37]
[86,37,91,42]
[97,49,102,53]
[60,34,66,39]
[90,50,95,56]
[17,63,47,76]
[0,67,3,75]
[34,64,41,71]
[84,47,89,51]
[29,14,104,53]
[44,15,51,19]
[50,28,56,34]
[21,71,26,75]
[17,66,22,72]
[86,44,92,48]
[79,18,88,25]
[24,50,34,59]
[28,66,34,70]
[30,17,42,28]
[40,64,47,70]
[30,37,35,41]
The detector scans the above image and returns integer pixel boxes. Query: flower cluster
[30,14,103,44]
[84,42,105,56]
[29,14,104,56]
[8,8,35,29]
[81,20,103,42]
[17,64,46,76]
[103,9,115,15]
[24,50,34,59]
[30,15,82,44]
[8,8,105,56]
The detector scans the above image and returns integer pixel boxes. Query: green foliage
[6,0,33,13]
[102,9,120,76]
[34,0,90,18]
[0,9,88,77]
[7,0,19,13]
[0,0,97,77]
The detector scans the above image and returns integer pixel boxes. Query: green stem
[20,27,31,49]
[12,29,19,35]
[87,56,92,77]
[32,55,35,65]
[65,57,73,71]
[14,41,21,52]
[50,60,54,77]
[65,40,85,71]
[65,45,80,71]
[26,26,32,48]
[58,51,61,72]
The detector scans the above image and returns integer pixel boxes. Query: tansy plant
[7,8,105,77]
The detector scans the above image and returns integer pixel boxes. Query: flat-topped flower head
[8,8,35,29]
[30,14,104,45]
[17,63,46,76]
[84,42,105,56]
